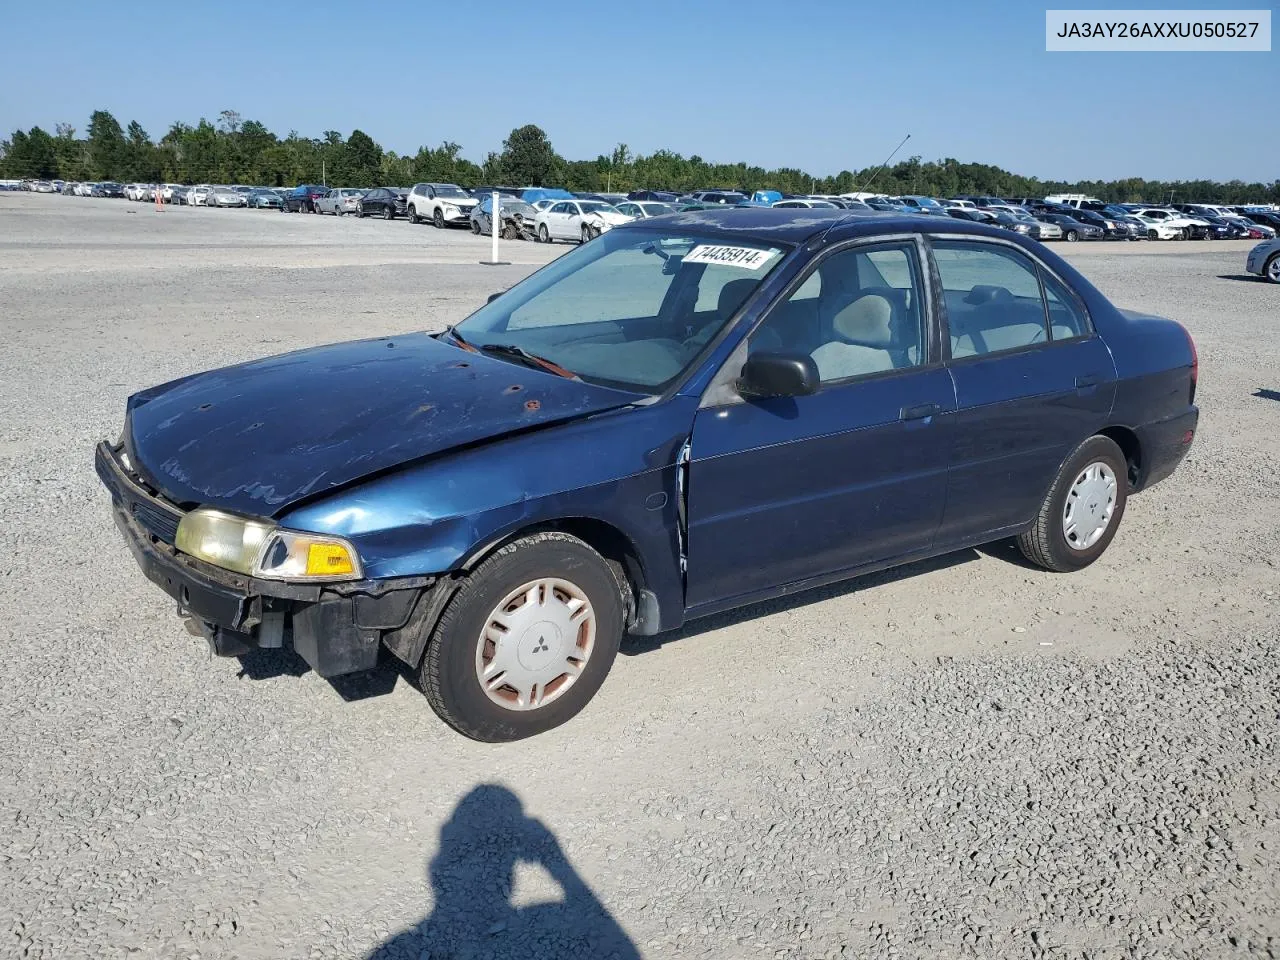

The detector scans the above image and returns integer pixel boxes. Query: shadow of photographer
[368,784,639,960]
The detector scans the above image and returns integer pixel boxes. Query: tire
[1016,435,1129,573]
[1265,253,1280,284]
[1065,230,1078,242]
[581,225,592,244]
[382,204,393,220]
[502,223,517,240]
[1148,229,1158,240]
[538,223,550,244]
[409,205,421,224]
[471,219,481,235]
[419,532,625,742]
[356,205,365,218]
[434,208,445,229]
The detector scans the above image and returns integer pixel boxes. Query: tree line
[2,108,1276,205]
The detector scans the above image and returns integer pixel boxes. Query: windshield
[639,203,675,216]
[500,200,536,216]
[433,185,470,198]
[451,229,789,392]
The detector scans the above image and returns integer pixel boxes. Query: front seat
[809,294,897,381]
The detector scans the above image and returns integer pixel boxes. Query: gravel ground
[1,193,1277,960]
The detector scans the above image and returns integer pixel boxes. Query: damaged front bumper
[96,441,436,677]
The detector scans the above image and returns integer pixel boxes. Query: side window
[751,242,927,383]
[933,242,1048,358]
[1040,270,1090,339]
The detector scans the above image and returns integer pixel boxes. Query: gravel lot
[1,194,1277,960]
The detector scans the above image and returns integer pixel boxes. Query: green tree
[345,129,382,186]
[87,110,125,179]
[499,124,558,186]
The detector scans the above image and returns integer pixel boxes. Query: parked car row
[23,177,1280,248]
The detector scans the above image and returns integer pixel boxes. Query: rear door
[685,238,956,611]
[930,237,1117,545]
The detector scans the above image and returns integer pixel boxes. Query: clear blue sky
[0,0,1275,183]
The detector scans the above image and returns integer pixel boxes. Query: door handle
[1075,374,1101,389]
[900,402,940,421]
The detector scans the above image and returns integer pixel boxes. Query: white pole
[491,190,500,263]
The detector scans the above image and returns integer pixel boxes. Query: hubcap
[1268,257,1280,282]
[1062,461,1118,551]
[474,578,595,711]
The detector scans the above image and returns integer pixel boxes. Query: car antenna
[818,132,911,246]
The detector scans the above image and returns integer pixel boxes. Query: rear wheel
[419,533,625,742]
[471,219,481,234]
[1016,435,1128,573]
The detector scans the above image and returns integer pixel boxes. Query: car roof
[616,206,1017,246]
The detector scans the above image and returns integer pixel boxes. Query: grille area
[96,444,184,545]
[131,499,181,544]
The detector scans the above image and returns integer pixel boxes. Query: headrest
[964,284,1013,305]
[832,294,894,347]
[718,278,757,320]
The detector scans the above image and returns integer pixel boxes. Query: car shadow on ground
[366,784,640,960]
[1216,274,1266,283]
[623,546,984,654]
[1254,388,1280,403]
[236,646,401,701]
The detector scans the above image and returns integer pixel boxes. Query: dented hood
[125,333,637,517]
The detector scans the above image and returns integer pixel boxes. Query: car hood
[125,334,637,517]
[439,197,477,207]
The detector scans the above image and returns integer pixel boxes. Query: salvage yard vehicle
[247,188,283,209]
[283,184,328,213]
[470,195,538,240]
[96,209,1199,742]
[205,186,247,208]
[356,187,408,219]
[408,182,478,227]
[535,199,633,243]
[1245,238,1280,283]
[315,188,366,215]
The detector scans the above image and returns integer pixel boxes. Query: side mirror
[738,352,819,400]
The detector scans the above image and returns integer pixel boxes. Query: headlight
[175,508,362,581]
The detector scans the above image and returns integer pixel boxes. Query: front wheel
[382,205,393,220]
[1148,229,1159,240]
[409,205,420,224]
[419,532,625,742]
[471,219,481,235]
[1265,253,1280,284]
[1016,435,1128,573]
[434,208,445,228]
[1065,230,1078,242]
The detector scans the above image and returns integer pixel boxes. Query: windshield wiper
[442,325,477,352]
[479,343,579,380]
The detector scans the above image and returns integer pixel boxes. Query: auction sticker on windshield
[683,245,780,269]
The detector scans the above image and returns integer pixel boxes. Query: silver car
[316,188,366,216]
[1245,239,1280,283]
[205,187,246,208]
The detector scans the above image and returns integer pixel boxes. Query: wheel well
[462,518,647,620]
[1098,426,1142,489]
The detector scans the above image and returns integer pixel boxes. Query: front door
[684,239,956,612]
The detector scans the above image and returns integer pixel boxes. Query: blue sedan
[96,209,1199,741]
